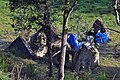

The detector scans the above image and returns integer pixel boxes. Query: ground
[0,37,120,80]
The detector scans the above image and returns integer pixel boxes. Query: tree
[113,0,120,26]
[58,0,77,80]
[43,0,53,77]
[9,0,46,40]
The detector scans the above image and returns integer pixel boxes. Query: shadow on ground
[96,66,120,80]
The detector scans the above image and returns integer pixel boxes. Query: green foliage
[0,1,13,37]
[0,52,9,80]
[9,0,51,40]
[49,0,118,35]
[0,71,9,80]
[77,0,112,13]
[10,5,39,40]
[64,71,76,80]
[99,71,106,80]
[24,64,49,80]
[64,70,107,80]
[0,52,7,72]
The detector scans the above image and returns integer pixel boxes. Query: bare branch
[67,0,77,18]
[65,0,77,28]
[113,0,120,26]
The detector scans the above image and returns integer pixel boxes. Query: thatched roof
[6,37,33,58]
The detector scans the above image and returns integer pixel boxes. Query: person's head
[100,28,106,33]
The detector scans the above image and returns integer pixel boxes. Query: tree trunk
[58,0,77,80]
[58,1,70,80]
[47,27,53,77]
[44,0,53,77]
[113,0,120,26]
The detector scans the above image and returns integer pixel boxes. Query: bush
[0,71,9,80]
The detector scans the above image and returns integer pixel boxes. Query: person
[93,18,104,34]
[67,34,84,51]
[95,28,109,45]
[86,30,95,43]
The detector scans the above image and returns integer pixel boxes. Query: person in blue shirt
[67,34,84,51]
[95,28,109,45]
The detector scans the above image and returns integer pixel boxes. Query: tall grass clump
[98,70,107,80]
[0,52,9,80]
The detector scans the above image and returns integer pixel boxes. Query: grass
[99,54,120,79]
[0,71,9,80]
[1,44,120,80]
[0,51,9,80]
[100,54,120,67]
[0,1,14,37]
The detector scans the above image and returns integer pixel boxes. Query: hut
[6,37,33,58]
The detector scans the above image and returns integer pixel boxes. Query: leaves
[9,0,48,40]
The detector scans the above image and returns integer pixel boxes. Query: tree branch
[113,0,120,26]
[67,0,77,17]
[65,0,77,29]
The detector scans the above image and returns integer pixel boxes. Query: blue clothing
[67,34,84,50]
[95,31,109,45]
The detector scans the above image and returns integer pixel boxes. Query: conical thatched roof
[6,37,33,58]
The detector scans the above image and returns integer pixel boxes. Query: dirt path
[98,43,120,54]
